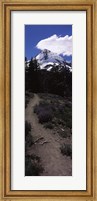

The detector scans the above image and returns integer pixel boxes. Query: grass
[60,143,72,159]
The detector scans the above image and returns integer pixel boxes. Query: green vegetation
[34,101,53,124]
[25,59,72,98]
[44,122,54,129]
[34,94,72,137]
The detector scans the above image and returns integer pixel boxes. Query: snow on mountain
[35,49,65,71]
[36,49,64,63]
[25,60,30,67]
[25,49,72,72]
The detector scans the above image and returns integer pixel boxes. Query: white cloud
[36,34,72,56]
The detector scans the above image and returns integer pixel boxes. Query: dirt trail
[26,93,72,176]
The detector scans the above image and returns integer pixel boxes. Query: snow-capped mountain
[25,49,72,72]
[36,49,72,72]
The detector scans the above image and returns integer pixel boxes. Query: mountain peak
[25,49,72,72]
[42,49,51,54]
[36,49,64,62]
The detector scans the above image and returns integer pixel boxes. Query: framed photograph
[0,0,97,200]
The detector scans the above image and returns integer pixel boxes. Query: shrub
[25,91,30,97]
[60,143,72,159]
[34,96,72,130]
[38,110,52,123]
[25,134,33,147]
[25,91,30,108]
[30,93,34,98]
[25,121,33,148]
[34,102,53,124]
[44,122,54,129]
[25,98,29,108]
[25,154,44,176]
[58,129,70,138]
[30,154,40,162]
[55,104,72,129]
[58,105,65,113]
[34,104,41,114]
[25,121,31,137]
[65,119,72,129]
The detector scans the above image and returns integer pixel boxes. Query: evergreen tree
[25,57,27,62]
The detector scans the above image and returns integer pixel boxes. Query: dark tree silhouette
[25,58,72,98]
[25,57,27,61]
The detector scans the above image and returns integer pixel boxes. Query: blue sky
[25,25,72,62]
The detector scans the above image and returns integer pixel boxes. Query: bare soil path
[25,93,72,176]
